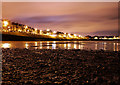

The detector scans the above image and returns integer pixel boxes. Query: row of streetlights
[2,19,84,39]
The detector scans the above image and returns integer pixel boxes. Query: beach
[2,48,119,85]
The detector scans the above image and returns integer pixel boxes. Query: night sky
[2,2,118,36]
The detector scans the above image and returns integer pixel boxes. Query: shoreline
[1,48,120,52]
[1,33,120,41]
[2,48,119,84]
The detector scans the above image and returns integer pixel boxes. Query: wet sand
[2,48,119,85]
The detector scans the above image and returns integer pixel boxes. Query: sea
[0,41,120,51]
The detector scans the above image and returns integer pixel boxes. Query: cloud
[12,11,118,23]
[2,2,118,36]
[72,30,118,36]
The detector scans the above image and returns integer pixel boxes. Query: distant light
[32,32,36,34]
[63,35,66,37]
[3,21,9,27]
[8,26,10,28]
[25,26,28,29]
[68,34,72,38]
[8,29,11,31]
[79,35,82,37]
[35,28,37,31]
[47,29,50,31]
[46,33,49,35]
[40,30,42,34]
[68,34,71,36]
[94,37,98,39]
[53,31,56,33]
[113,36,117,39]
[59,35,62,37]
[108,38,113,40]
[2,43,11,48]
[103,37,107,39]
[18,29,22,32]
[74,34,77,37]
[50,34,57,37]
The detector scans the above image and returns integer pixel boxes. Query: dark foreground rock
[2,48,119,85]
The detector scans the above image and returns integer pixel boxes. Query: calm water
[0,41,120,51]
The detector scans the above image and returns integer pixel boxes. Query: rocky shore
[2,48,119,85]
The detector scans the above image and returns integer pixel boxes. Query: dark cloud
[72,30,118,36]
[12,12,118,24]
[15,15,69,23]
[92,30,118,36]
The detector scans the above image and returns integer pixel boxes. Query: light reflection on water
[0,41,120,51]
[1,43,11,48]
[64,43,66,49]
[117,43,119,51]
[113,43,116,51]
[47,42,49,49]
[95,42,98,50]
[40,42,42,49]
[103,42,107,51]
[35,42,38,49]
[25,43,29,49]
[52,43,56,49]
[74,44,77,49]
[68,43,71,49]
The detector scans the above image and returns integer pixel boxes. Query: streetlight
[24,26,28,29]
[2,20,9,27]
[40,30,42,35]
[53,31,56,34]
[35,28,37,31]
[47,29,50,31]
[34,28,38,34]
[79,35,83,37]
[74,34,77,37]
